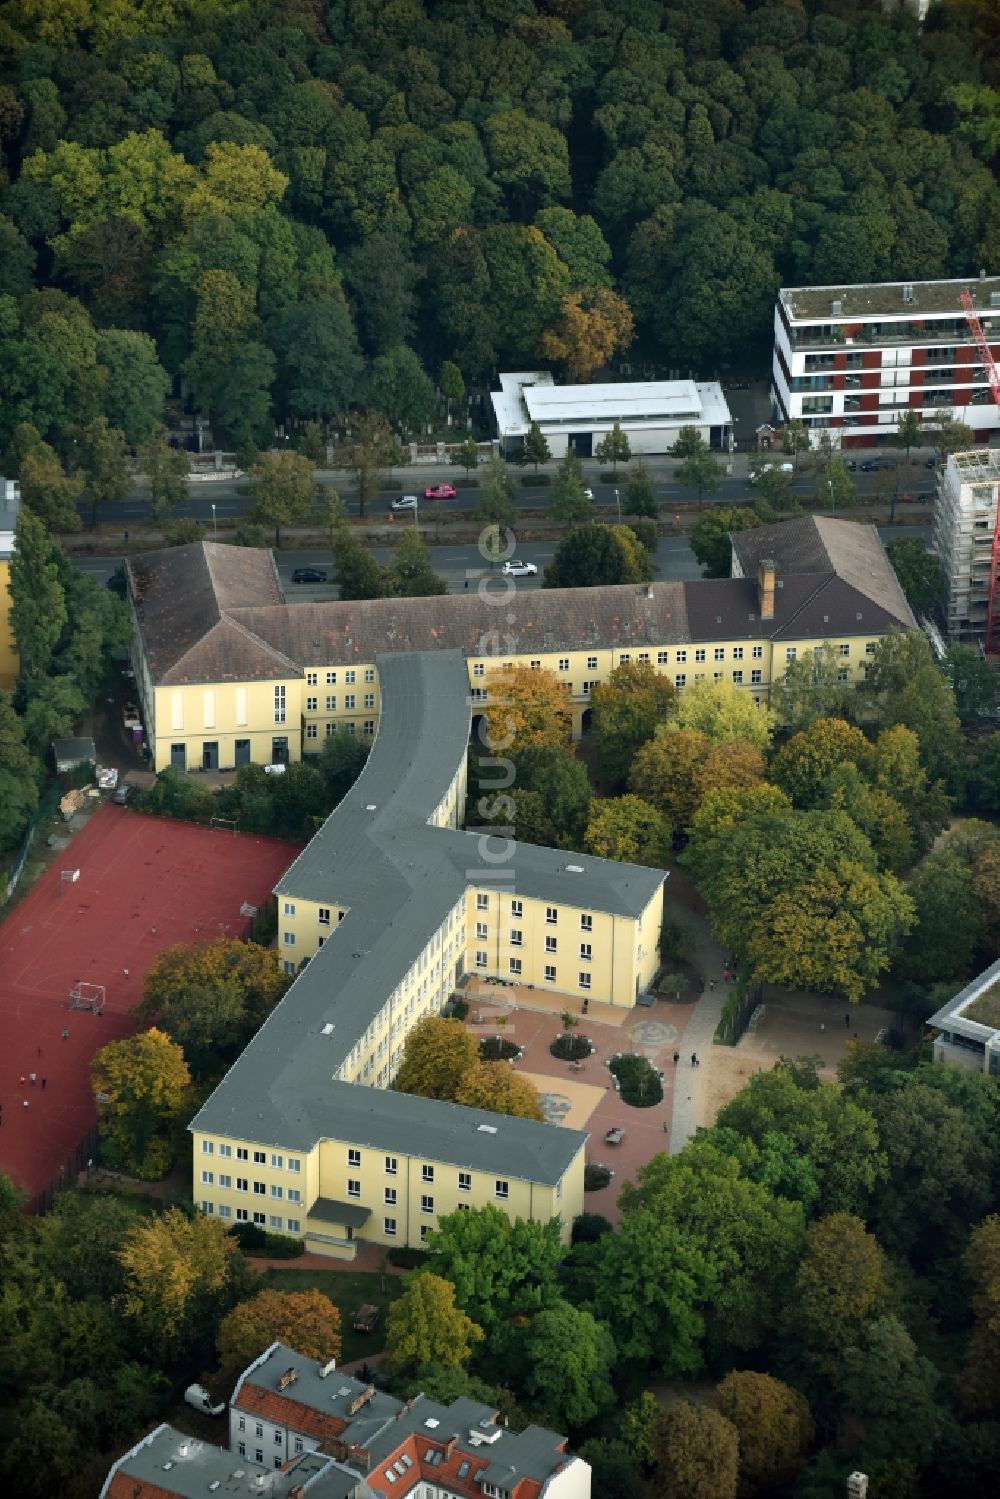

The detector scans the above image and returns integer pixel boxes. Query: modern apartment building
[932,449,1000,639]
[771,276,1000,447]
[0,476,20,690]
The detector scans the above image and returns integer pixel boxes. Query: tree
[139,429,190,522]
[17,438,82,533]
[932,408,975,460]
[521,1304,616,1430]
[676,443,724,506]
[20,675,86,756]
[781,1212,891,1387]
[714,1371,812,1497]
[426,1207,563,1337]
[814,455,856,515]
[584,795,671,865]
[118,1207,242,1360]
[136,938,291,1079]
[689,507,762,578]
[75,415,129,528]
[387,530,447,598]
[508,745,591,847]
[482,665,571,754]
[8,508,67,681]
[895,849,984,984]
[944,642,998,723]
[834,1314,943,1469]
[214,1288,340,1393]
[771,718,870,807]
[629,728,711,829]
[393,1016,480,1102]
[671,678,775,750]
[782,419,811,469]
[369,344,437,435]
[889,407,924,462]
[522,421,551,470]
[549,449,593,529]
[860,632,962,785]
[96,329,168,446]
[449,435,480,477]
[771,646,858,732]
[652,1401,738,1499]
[961,1214,1000,1415]
[544,523,652,588]
[251,450,316,547]
[270,297,363,425]
[478,454,516,532]
[754,466,795,513]
[670,427,707,460]
[317,726,368,802]
[589,661,676,787]
[624,460,658,519]
[91,1028,191,1179]
[454,1061,544,1120]
[439,360,465,422]
[595,421,631,474]
[384,1272,483,1376]
[342,234,420,358]
[331,528,387,600]
[337,412,400,518]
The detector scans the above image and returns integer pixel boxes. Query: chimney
[758,558,776,621]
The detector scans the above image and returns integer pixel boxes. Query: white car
[391,495,418,511]
[501,560,538,577]
[185,1384,226,1417]
[583,487,594,499]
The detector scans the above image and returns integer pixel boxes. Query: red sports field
[0,808,299,1207]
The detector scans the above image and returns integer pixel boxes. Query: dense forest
[1,0,999,457]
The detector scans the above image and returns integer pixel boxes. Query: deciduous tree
[214,1289,340,1393]
[961,1214,1000,1414]
[426,1207,563,1337]
[91,1028,191,1179]
[251,450,316,547]
[387,529,447,597]
[595,421,631,473]
[17,438,82,533]
[75,415,130,528]
[477,454,516,531]
[8,508,67,680]
[590,661,676,787]
[96,329,168,446]
[454,1061,544,1121]
[770,645,856,732]
[624,459,658,518]
[521,421,551,470]
[333,528,389,600]
[584,794,670,865]
[548,448,593,529]
[628,729,710,829]
[449,435,480,477]
[482,664,571,753]
[139,429,190,522]
[771,718,871,807]
[714,1371,812,1497]
[384,1272,483,1376]
[393,1016,480,1102]
[689,506,762,577]
[337,412,401,518]
[543,522,652,588]
[671,678,774,750]
[652,1400,738,1499]
[521,1304,616,1431]
[118,1207,242,1359]
[781,1212,891,1387]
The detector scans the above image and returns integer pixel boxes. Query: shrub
[609,1053,663,1107]
[450,997,470,1021]
[572,1213,613,1244]
[550,1033,591,1061]
[388,1246,430,1269]
[479,1037,519,1061]
[584,1163,612,1191]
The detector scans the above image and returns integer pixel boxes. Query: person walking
[691,1052,698,1067]
[845,1012,851,1027]
[673,1051,680,1065]
[29,1072,36,1086]
[708,977,716,992]
[41,1077,46,1090]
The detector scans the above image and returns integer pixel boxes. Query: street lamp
[614,487,621,524]
[211,502,217,539]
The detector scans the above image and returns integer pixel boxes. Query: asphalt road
[89,451,942,529]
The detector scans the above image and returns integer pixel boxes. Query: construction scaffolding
[933,449,1000,643]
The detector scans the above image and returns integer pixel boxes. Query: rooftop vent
[277,1367,298,1391]
[477,1124,498,1134]
[178,1442,190,1458]
[336,1386,352,1397]
[366,803,377,812]
[565,864,584,873]
[715,615,722,624]
[162,1463,173,1472]
[831,298,843,316]
[425,1418,440,1429]
[321,1023,335,1036]
[902,284,914,304]
[317,1357,338,1379]
[209,1486,220,1494]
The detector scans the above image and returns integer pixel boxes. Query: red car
[423,483,457,500]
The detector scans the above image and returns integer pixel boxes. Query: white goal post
[68,981,106,1015]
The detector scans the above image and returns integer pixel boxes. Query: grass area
[261,1267,405,1364]
[964,979,1000,1028]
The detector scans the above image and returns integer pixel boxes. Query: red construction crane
[959,289,1000,651]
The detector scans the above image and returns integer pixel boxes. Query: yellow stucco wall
[150,677,304,772]
[0,560,17,691]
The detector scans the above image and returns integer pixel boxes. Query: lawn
[261,1268,405,1364]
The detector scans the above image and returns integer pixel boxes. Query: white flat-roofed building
[928,957,1000,1077]
[491,371,732,459]
[771,276,1000,448]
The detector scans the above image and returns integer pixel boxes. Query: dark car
[860,458,897,472]
[291,567,327,584]
[111,781,135,805]
[842,458,858,472]
[925,457,937,469]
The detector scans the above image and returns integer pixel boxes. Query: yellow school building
[129,515,913,1258]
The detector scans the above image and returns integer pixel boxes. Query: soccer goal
[68,981,106,1015]
[210,816,240,837]
[59,868,81,897]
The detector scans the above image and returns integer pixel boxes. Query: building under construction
[934,449,1000,641]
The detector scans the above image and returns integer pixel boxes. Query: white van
[184,1383,226,1416]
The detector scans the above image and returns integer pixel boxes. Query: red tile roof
[234,1380,348,1441]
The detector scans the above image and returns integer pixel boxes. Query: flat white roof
[491,372,731,436]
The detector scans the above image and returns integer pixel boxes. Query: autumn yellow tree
[91,1028,191,1178]
[393,1017,480,1101]
[118,1207,241,1357]
[214,1288,341,1394]
[692,740,766,805]
[184,140,288,221]
[629,727,710,828]
[482,664,571,754]
[584,794,671,866]
[385,1272,483,1376]
[538,288,635,381]
[715,1370,813,1496]
[454,1061,544,1121]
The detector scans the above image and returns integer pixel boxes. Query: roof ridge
[220,607,301,673]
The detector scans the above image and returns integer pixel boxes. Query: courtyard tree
[454,1061,544,1120]
[589,660,676,787]
[214,1288,341,1393]
[426,1207,563,1337]
[584,794,671,865]
[482,664,571,753]
[861,632,962,786]
[780,1212,891,1389]
[628,727,710,829]
[91,1028,191,1179]
[393,1017,480,1102]
[384,1272,483,1376]
[672,678,775,750]
[770,717,871,807]
[521,1304,616,1431]
[770,645,857,732]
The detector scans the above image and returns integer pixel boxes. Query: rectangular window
[236,1177,248,1192]
[732,671,743,685]
[638,652,649,663]
[269,1215,282,1230]
[509,928,522,946]
[695,648,706,663]
[733,647,744,661]
[287,1218,300,1233]
[675,674,687,688]
[385,1156,397,1175]
[345,670,356,684]
[473,662,484,677]
[420,1195,434,1215]
[546,906,557,924]
[580,942,592,961]
[201,1170,214,1185]
[202,1141,214,1155]
[306,671,317,686]
[253,1151,265,1164]
[837,668,850,681]
[579,972,592,990]
[237,1147,248,1160]
[203,689,216,729]
[475,949,488,968]
[619,652,630,663]
[384,1188,397,1206]
[580,913,593,930]
[422,1164,434,1183]
[558,658,569,671]
[752,645,763,659]
[587,656,597,669]
[235,687,248,726]
[509,958,522,977]
[305,723,318,741]
[345,694,356,710]
[364,693,375,709]
[347,1179,361,1198]
[365,668,375,682]
[751,669,762,685]
[458,1171,471,1192]
[511,899,522,917]
[544,964,556,982]
[786,648,797,662]
[274,685,286,724]
[866,641,877,655]
[495,1180,509,1200]
[326,671,337,684]
[253,1213,265,1227]
[270,1185,283,1199]
[476,921,488,939]
[236,1208,248,1222]
[839,643,850,657]
[253,1182,265,1195]
[348,1148,361,1168]
[306,696,318,712]
[545,935,557,952]
[218,1204,231,1219]
[219,1174,231,1189]
[287,1189,301,1204]
[364,720,375,735]
[715,647,725,661]
[318,908,330,927]
[476,892,488,909]
[283,960,295,974]
[657,650,668,664]
[283,902,295,917]
[325,695,336,711]
[676,649,688,664]
[283,932,295,947]
[219,1144,231,1158]
[384,1217,397,1237]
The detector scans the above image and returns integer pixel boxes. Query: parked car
[583,487,594,500]
[925,457,937,468]
[291,567,327,583]
[860,458,896,472]
[184,1384,226,1417]
[501,560,538,577]
[423,483,457,500]
[842,458,858,472]
[111,781,135,805]
[391,495,418,511]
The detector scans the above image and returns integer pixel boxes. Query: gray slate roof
[190,649,617,1180]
